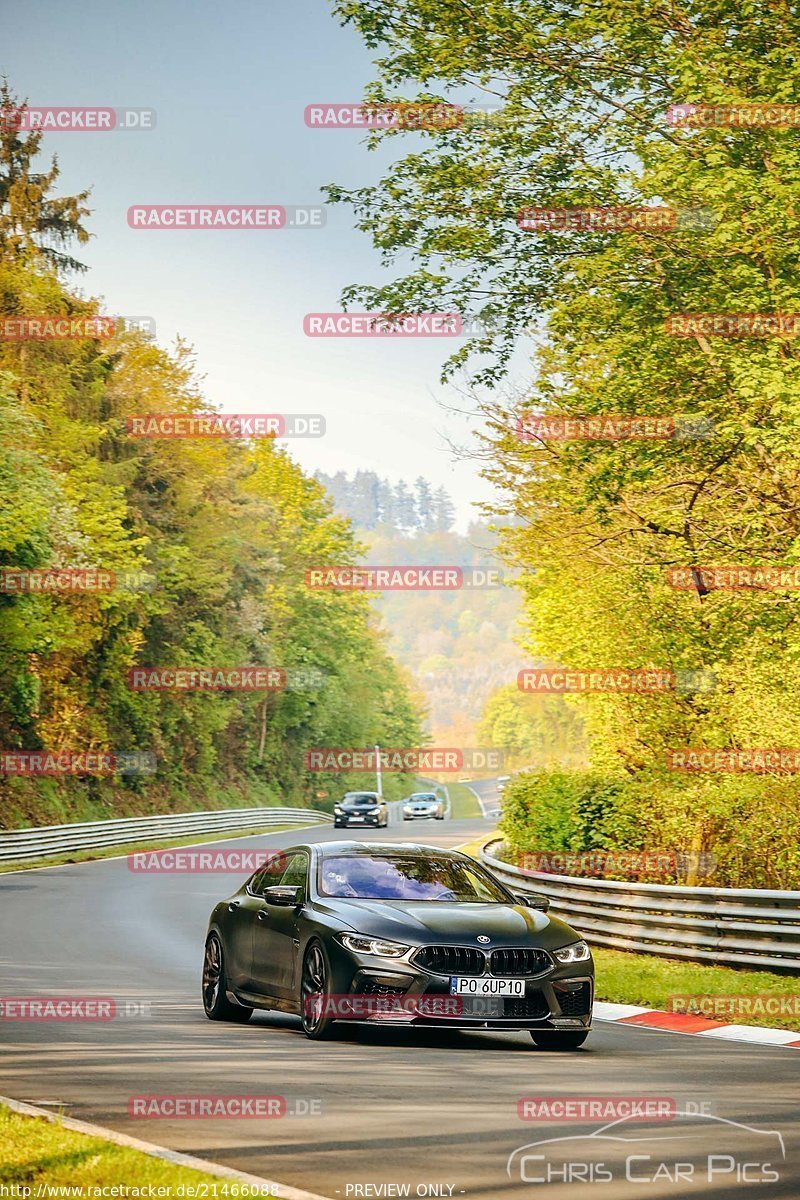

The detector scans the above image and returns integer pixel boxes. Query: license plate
[349,815,364,822]
[450,977,525,997]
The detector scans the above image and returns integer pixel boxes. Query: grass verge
[592,946,800,1031]
[0,1103,277,1195]
[445,781,483,820]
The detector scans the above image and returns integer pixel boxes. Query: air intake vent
[554,981,592,1016]
[357,980,409,999]
[504,993,549,1019]
[489,948,551,977]
[414,946,485,975]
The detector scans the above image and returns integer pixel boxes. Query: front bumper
[334,814,382,825]
[326,943,593,1031]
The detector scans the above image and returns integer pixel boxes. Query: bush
[499,768,800,888]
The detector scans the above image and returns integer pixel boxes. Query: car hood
[320,898,581,949]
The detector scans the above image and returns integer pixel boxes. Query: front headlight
[334,806,343,814]
[339,934,411,958]
[367,806,381,813]
[553,940,591,964]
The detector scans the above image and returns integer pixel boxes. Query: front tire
[530,1030,589,1050]
[300,941,335,1040]
[202,933,253,1023]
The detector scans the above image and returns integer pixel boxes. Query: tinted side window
[250,852,287,895]
[280,852,309,898]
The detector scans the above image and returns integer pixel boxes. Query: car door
[250,851,309,1000]
[224,857,285,990]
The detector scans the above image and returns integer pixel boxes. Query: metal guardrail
[481,839,800,973]
[0,807,331,864]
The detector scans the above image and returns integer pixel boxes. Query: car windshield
[410,794,436,801]
[342,794,378,807]
[319,854,510,901]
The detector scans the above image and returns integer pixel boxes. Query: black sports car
[333,792,389,828]
[202,841,593,1048]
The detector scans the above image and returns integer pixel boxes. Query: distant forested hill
[315,471,525,743]
[315,470,455,533]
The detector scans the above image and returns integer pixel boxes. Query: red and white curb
[0,1094,332,1200]
[594,1001,800,1048]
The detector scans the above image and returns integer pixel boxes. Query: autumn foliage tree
[0,85,423,827]
[330,0,800,883]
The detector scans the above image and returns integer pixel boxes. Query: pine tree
[393,481,418,532]
[0,82,91,273]
[314,470,349,514]
[348,470,380,528]
[415,477,435,532]
[432,487,455,532]
[376,477,396,527]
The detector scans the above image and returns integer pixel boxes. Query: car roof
[273,841,474,863]
[313,840,467,858]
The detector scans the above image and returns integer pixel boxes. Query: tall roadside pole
[375,744,382,797]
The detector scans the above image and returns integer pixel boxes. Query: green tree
[329,1,800,875]
[0,85,425,826]
[0,82,90,272]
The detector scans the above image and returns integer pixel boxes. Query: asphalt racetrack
[1,779,798,1198]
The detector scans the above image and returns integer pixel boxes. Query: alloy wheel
[301,944,327,1033]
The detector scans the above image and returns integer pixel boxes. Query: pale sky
[3,0,535,526]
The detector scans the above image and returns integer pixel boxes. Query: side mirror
[262,885,301,907]
[515,891,550,912]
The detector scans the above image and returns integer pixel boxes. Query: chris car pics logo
[507,1112,784,1189]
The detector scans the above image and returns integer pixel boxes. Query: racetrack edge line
[0,1093,333,1200]
[593,1005,800,1049]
